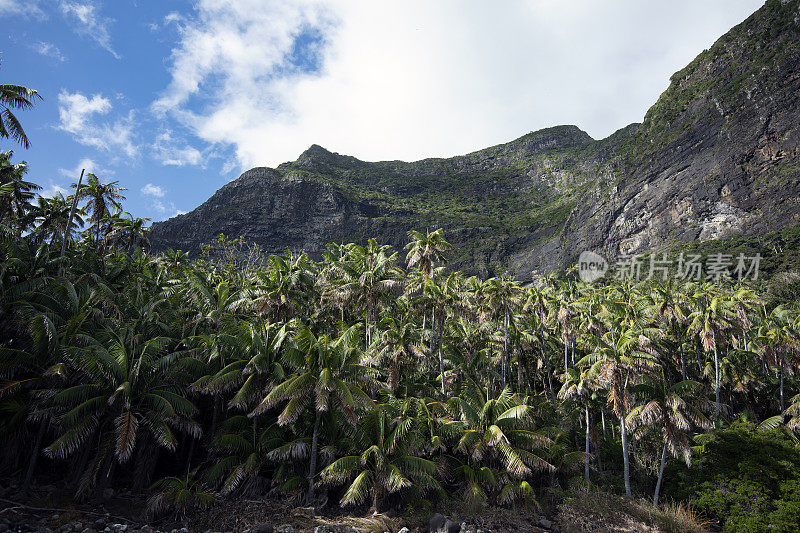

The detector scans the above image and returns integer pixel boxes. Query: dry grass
[556,490,713,533]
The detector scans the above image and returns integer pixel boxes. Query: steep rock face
[550,0,800,275]
[150,168,372,255]
[152,0,800,279]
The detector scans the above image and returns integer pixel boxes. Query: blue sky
[1,0,763,222]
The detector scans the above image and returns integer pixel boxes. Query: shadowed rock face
[152,0,800,279]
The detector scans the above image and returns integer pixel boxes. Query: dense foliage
[2,158,800,531]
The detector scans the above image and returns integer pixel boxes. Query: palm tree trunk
[540,329,555,401]
[678,331,687,381]
[713,339,720,423]
[22,418,47,493]
[601,407,607,435]
[780,357,785,412]
[584,400,590,484]
[371,483,381,513]
[620,410,631,497]
[653,440,668,507]
[307,410,322,500]
[502,305,508,390]
[438,315,446,395]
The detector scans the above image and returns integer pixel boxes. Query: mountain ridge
[152,0,800,279]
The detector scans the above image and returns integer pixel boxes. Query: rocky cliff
[152,0,800,279]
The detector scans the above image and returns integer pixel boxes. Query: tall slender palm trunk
[653,440,668,507]
[619,408,631,497]
[502,305,508,389]
[584,400,590,484]
[713,346,720,421]
[307,410,322,500]
[678,330,687,381]
[22,418,47,493]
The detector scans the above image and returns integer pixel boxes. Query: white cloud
[33,41,66,61]
[40,181,69,199]
[154,0,764,169]
[152,130,204,166]
[57,90,138,158]
[150,199,182,221]
[59,1,119,59]
[0,0,44,17]
[141,183,165,198]
[58,157,108,179]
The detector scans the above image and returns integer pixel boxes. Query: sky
[1,0,764,222]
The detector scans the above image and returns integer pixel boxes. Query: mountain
[151,0,800,279]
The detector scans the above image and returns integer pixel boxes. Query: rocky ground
[0,483,706,532]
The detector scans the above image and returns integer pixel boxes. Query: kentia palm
[626,379,712,507]
[0,152,40,236]
[0,66,42,148]
[319,403,440,512]
[250,323,378,501]
[45,326,199,497]
[74,173,127,245]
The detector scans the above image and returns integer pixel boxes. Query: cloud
[58,157,110,179]
[139,182,182,220]
[150,199,182,221]
[33,41,66,61]
[57,90,138,158]
[141,183,165,197]
[39,181,69,199]
[152,130,204,167]
[59,1,119,59]
[0,0,44,17]
[154,0,764,169]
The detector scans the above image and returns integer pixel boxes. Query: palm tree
[558,366,594,483]
[75,173,126,244]
[106,212,151,251]
[443,383,554,482]
[524,284,556,400]
[647,280,690,380]
[250,324,378,501]
[328,240,403,347]
[0,152,40,235]
[31,192,85,243]
[404,228,451,282]
[256,252,316,322]
[424,272,463,394]
[757,306,798,412]
[626,379,712,507]
[205,416,294,495]
[0,67,42,148]
[373,316,424,393]
[580,323,657,496]
[319,403,440,511]
[688,285,734,421]
[45,328,199,498]
[482,276,521,390]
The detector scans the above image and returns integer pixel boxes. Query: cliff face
[152,0,800,279]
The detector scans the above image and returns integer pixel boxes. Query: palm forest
[3,75,800,533]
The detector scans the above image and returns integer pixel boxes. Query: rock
[313,527,358,533]
[538,517,552,529]
[428,514,446,533]
[427,515,460,533]
[275,526,294,533]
